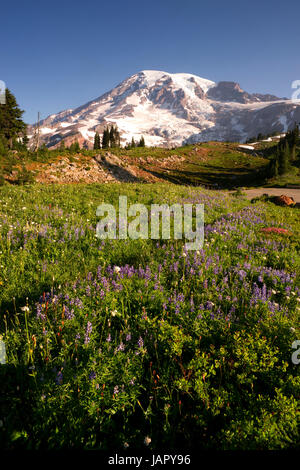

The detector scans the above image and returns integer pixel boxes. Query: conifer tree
[278,141,290,175]
[102,127,110,149]
[290,144,296,162]
[109,125,116,148]
[131,137,136,148]
[138,136,145,147]
[69,141,80,153]
[0,88,27,149]
[273,158,279,177]
[94,132,101,149]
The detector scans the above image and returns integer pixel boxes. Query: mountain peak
[27,70,300,149]
[137,69,216,94]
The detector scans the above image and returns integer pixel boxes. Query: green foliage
[69,141,80,153]
[101,125,120,149]
[0,89,27,149]
[15,164,35,185]
[0,134,8,156]
[102,127,110,149]
[93,132,101,150]
[0,183,299,450]
[265,124,300,182]
[278,141,290,175]
[138,136,145,147]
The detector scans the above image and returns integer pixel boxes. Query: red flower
[261,227,289,235]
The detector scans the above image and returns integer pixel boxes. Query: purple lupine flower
[126,333,131,342]
[116,342,125,352]
[55,371,63,385]
[237,269,247,281]
[86,285,91,296]
[64,305,74,320]
[113,385,119,395]
[84,321,92,344]
[137,336,144,348]
[89,371,96,381]
[106,334,111,342]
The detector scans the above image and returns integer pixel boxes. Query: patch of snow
[40,127,55,135]
[238,145,255,150]
[141,70,216,94]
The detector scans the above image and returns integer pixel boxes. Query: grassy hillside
[1,140,299,188]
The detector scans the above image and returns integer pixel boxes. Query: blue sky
[1,0,300,123]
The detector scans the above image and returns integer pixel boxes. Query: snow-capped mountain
[27,70,300,148]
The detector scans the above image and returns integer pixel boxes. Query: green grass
[0,183,299,450]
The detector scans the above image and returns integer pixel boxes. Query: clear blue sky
[1,0,300,123]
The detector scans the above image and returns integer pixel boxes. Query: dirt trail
[240,188,300,203]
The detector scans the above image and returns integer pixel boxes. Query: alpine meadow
[0,0,300,454]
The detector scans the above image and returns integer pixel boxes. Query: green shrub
[16,165,35,185]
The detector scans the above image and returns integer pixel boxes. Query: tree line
[93,125,145,150]
[267,124,300,177]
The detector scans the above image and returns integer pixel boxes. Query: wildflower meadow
[0,183,299,450]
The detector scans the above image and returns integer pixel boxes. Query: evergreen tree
[102,127,110,149]
[0,88,27,149]
[138,136,145,147]
[278,141,290,175]
[94,132,101,150]
[0,134,7,156]
[268,157,279,178]
[274,158,279,177]
[290,144,296,162]
[22,133,29,150]
[69,141,80,153]
[109,125,116,148]
[131,137,136,148]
